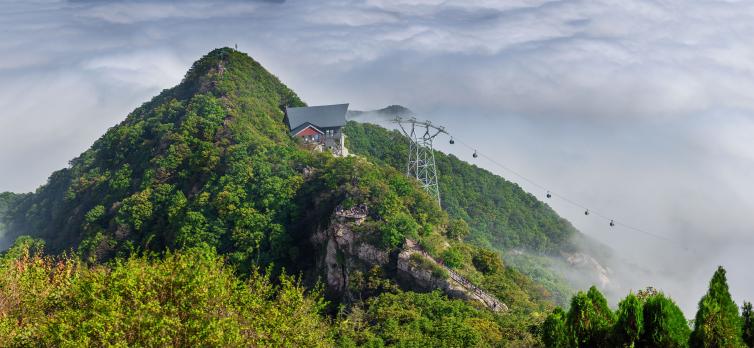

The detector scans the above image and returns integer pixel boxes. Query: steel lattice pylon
[393,117,446,206]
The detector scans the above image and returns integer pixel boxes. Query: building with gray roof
[285,103,349,156]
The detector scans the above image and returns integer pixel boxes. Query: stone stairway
[406,240,508,312]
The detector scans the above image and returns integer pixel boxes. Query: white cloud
[82,50,186,88]
[2,0,754,314]
[78,1,260,24]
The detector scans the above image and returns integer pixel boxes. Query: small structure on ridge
[285,103,349,157]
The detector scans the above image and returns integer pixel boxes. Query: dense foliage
[690,266,744,348]
[613,293,643,346]
[0,49,441,277]
[542,266,752,348]
[345,121,578,254]
[0,238,332,346]
[4,49,304,266]
[0,48,565,346]
[566,286,615,347]
[743,302,754,347]
[345,121,580,304]
[0,237,553,347]
[337,290,529,347]
[543,288,689,348]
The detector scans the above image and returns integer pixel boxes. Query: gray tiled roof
[285,104,348,130]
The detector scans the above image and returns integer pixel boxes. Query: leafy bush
[442,246,464,269]
[0,238,333,347]
[447,218,470,240]
[337,290,507,347]
[472,248,503,274]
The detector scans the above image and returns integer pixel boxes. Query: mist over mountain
[348,105,414,121]
[0,48,559,346]
[3,2,754,320]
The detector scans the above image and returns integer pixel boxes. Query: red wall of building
[296,126,322,137]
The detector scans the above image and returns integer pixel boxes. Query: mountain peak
[174,48,304,109]
[2,48,308,251]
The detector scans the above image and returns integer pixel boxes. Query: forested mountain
[0,48,557,346]
[345,121,578,254]
[344,121,604,305]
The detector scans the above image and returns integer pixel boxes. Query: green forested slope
[0,192,21,239]
[345,121,584,306]
[345,121,578,254]
[3,48,309,270]
[0,48,557,346]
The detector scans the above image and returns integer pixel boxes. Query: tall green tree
[741,302,754,347]
[566,286,615,347]
[542,307,571,348]
[614,293,643,347]
[642,293,690,348]
[690,266,743,348]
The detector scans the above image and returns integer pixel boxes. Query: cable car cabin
[285,103,349,157]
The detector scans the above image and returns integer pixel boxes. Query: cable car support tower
[393,117,447,206]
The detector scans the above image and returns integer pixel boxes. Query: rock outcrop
[311,208,506,312]
[398,239,507,312]
[310,208,389,299]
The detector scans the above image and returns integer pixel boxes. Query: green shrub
[442,247,464,269]
[472,248,503,274]
[0,238,333,347]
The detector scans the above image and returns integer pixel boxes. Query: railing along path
[410,242,507,312]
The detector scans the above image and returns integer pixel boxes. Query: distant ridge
[348,104,413,119]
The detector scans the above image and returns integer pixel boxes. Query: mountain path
[405,240,508,312]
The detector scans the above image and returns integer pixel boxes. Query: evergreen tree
[614,293,643,347]
[566,286,615,347]
[690,266,743,348]
[742,301,754,347]
[543,307,571,348]
[642,293,690,348]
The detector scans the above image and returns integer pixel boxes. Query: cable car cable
[445,133,689,251]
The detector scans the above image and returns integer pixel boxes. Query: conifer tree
[614,293,643,347]
[543,307,571,348]
[566,286,615,347]
[742,301,754,347]
[642,293,690,348]
[690,266,743,348]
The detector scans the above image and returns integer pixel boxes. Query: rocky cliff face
[311,211,506,311]
[561,251,612,289]
[310,212,389,300]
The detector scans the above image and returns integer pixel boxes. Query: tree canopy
[542,266,753,348]
[690,266,744,348]
[0,48,559,346]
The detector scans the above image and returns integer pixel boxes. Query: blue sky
[2,0,754,313]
